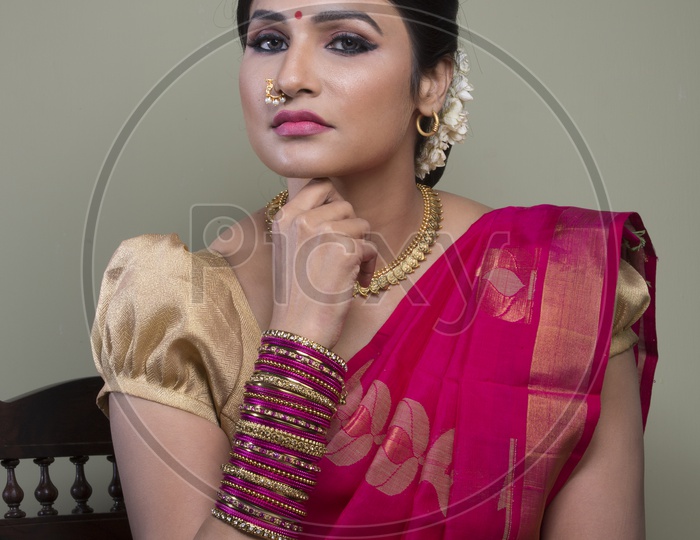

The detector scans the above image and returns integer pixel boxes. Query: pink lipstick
[272,110,332,137]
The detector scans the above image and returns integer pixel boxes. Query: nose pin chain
[265,79,287,106]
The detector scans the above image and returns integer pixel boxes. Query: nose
[275,35,319,100]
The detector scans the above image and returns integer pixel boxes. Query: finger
[309,217,369,240]
[286,178,343,212]
[272,180,348,231]
[301,200,357,226]
[273,201,358,238]
[356,240,378,288]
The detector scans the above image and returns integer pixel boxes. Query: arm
[540,348,646,539]
[109,393,248,539]
[107,182,374,539]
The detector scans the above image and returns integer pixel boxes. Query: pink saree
[301,205,657,539]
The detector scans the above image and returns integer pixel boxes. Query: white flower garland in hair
[415,48,474,180]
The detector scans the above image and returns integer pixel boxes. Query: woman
[92,0,657,538]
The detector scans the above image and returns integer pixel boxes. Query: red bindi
[294,10,302,19]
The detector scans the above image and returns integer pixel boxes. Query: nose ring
[265,79,287,106]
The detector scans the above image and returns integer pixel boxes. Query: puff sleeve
[609,258,651,357]
[91,234,261,440]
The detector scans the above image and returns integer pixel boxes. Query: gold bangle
[211,507,295,540]
[240,409,324,436]
[227,454,316,486]
[232,438,322,473]
[240,402,326,433]
[219,480,306,516]
[262,330,347,372]
[217,492,302,533]
[236,419,327,458]
[243,391,333,422]
[254,359,342,400]
[221,464,308,501]
[258,343,345,384]
[249,373,337,410]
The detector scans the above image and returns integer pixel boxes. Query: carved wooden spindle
[106,455,125,513]
[33,457,58,516]
[69,455,94,514]
[2,458,26,518]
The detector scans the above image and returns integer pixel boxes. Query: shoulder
[452,201,631,244]
[105,233,187,273]
[434,191,492,239]
[92,232,260,425]
[100,233,236,297]
[434,194,590,236]
[95,232,264,332]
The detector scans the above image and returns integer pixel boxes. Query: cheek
[238,62,257,117]
[361,65,415,135]
[238,62,267,143]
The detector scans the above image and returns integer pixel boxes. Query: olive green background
[1,1,697,536]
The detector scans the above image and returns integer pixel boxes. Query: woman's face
[239,0,419,180]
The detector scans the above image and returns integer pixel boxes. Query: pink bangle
[258,343,345,385]
[239,403,327,435]
[229,448,317,484]
[228,453,316,488]
[252,363,342,405]
[213,504,296,540]
[231,437,322,473]
[256,353,344,395]
[213,330,347,538]
[243,397,331,430]
[220,478,306,517]
[217,492,303,534]
[243,387,334,421]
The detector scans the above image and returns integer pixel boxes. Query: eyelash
[247,32,376,56]
[247,32,288,52]
[327,33,377,55]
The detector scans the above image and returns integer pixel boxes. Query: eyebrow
[249,9,383,35]
[312,10,383,35]
[250,10,286,24]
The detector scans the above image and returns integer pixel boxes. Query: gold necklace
[265,183,442,297]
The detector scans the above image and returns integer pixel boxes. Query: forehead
[247,0,400,19]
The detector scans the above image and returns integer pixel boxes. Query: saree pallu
[302,205,657,539]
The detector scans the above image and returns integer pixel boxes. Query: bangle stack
[212,330,347,539]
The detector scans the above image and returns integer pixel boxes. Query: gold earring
[416,111,440,137]
[265,79,287,106]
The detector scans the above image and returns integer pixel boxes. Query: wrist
[267,317,341,351]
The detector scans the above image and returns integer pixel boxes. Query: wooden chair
[0,377,132,539]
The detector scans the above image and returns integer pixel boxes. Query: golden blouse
[91,234,650,441]
[92,234,261,439]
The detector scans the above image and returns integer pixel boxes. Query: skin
[106,1,646,538]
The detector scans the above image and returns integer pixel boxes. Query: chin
[259,154,344,180]
[251,139,382,180]
[266,163,329,179]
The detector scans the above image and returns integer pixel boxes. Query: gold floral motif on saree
[325,361,454,515]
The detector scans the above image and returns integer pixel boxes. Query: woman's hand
[268,179,377,349]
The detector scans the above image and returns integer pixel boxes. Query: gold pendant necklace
[265,183,442,297]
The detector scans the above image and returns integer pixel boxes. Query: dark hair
[236,1,460,187]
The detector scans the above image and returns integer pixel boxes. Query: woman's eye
[327,34,376,55]
[248,34,288,52]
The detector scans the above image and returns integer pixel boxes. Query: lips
[272,110,329,127]
[272,110,332,137]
